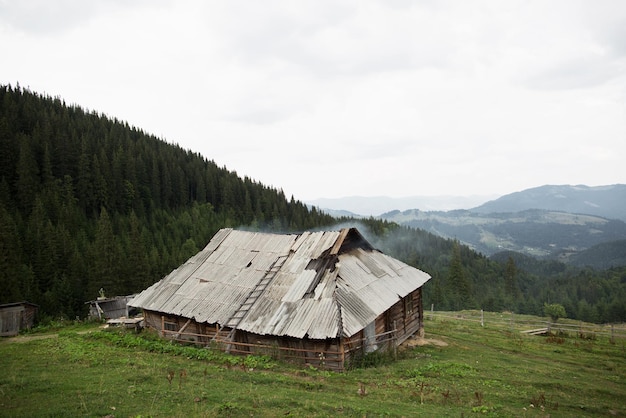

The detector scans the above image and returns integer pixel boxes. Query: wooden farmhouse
[130,228,431,371]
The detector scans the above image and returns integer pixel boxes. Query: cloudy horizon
[2,0,625,201]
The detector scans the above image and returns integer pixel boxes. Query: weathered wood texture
[135,229,430,371]
[142,287,423,372]
[0,302,38,336]
[87,296,134,320]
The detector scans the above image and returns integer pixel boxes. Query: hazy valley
[312,184,626,269]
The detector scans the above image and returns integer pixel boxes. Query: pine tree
[125,210,151,291]
[448,240,472,310]
[504,256,520,302]
[24,198,52,292]
[0,117,18,186]
[92,154,109,212]
[76,147,93,212]
[0,204,25,303]
[15,134,40,213]
[428,278,445,310]
[40,143,55,187]
[90,207,120,297]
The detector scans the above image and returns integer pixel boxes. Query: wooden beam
[330,228,350,255]
[95,302,103,320]
[173,318,192,340]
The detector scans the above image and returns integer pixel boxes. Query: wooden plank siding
[142,286,424,372]
[0,302,38,336]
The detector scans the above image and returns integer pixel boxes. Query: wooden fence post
[340,341,345,371]
[611,324,615,343]
[393,320,398,360]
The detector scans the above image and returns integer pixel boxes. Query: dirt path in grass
[1,328,100,344]
[1,333,60,343]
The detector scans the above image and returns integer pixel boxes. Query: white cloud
[1,0,625,200]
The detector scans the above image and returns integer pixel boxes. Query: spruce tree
[90,207,120,297]
[15,134,39,213]
[448,240,472,310]
[504,256,520,302]
[0,204,24,303]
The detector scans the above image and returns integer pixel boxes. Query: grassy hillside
[1,312,624,417]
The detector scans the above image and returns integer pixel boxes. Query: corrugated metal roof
[130,227,431,339]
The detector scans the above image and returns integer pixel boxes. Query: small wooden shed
[0,302,38,336]
[86,295,137,320]
[130,228,431,371]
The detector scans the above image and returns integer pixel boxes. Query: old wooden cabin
[130,228,431,371]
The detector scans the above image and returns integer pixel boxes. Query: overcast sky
[1,1,625,201]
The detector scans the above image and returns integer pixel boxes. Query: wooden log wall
[143,310,348,371]
[142,289,425,372]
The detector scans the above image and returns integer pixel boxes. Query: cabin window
[164,321,178,331]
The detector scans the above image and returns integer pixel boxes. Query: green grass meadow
[1,313,625,417]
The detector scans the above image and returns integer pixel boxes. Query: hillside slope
[381,208,626,258]
[566,239,626,269]
[0,85,335,317]
[471,184,626,221]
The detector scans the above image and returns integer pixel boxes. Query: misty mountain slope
[470,184,626,221]
[380,208,626,259]
[565,239,626,269]
[376,184,626,265]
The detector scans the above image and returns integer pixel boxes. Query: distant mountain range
[308,184,626,220]
[305,194,497,217]
[310,184,626,268]
[471,184,626,221]
[381,207,626,260]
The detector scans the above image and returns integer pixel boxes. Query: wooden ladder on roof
[222,255,288,351]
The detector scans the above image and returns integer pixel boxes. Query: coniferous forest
[1,84,625,323]
[0,85,336,317]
